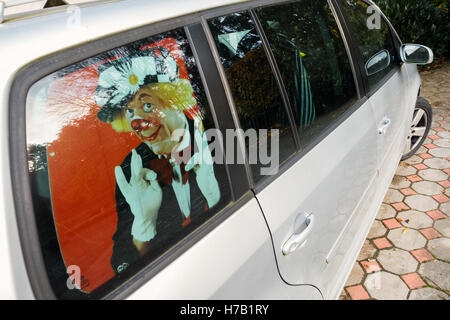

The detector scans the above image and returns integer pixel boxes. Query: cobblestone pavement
[339,63,450,300]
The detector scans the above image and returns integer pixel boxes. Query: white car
[0,0,433,299]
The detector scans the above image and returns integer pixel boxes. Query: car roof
[0,0,248,95]
[1,0,246,22]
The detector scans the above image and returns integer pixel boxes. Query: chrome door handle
[378,117,391,135]
[282,214,315,256]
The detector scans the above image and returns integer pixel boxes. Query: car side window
[208,12,298,183]
[339,0,397,89]
[26,28,231,299]
[256,0,358,147]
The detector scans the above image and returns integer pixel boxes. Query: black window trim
[197,0,313,189]
[329,0,365,99]
[331,0,371,95]
[199,16,256,188]
[202,0,369,193]
[202,5,301,190]
[249,9,302,151]
[9,11,253,300]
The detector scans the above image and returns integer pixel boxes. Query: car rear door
[127,23,323,300]
[5,5,321,299]
[205,0,379,298]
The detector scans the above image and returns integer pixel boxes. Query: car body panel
[255,97,378,294]
[369,67,410,175]
[0,0,424,299]
[127,199,321,300]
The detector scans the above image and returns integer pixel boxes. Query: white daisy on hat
[95,46,180,123]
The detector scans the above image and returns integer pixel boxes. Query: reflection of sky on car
[217,29,252,55]
[26,73,92,145]
[3,0,46,16]
[368,51,387,68]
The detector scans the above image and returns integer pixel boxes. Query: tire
[401,97,433,161]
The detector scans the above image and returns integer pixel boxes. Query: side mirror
[365,49,391,76]
[400,44,434,65]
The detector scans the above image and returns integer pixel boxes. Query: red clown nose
[131,119,150,132]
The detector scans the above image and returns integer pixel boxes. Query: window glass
[26,28,231,299]
[339,0,397,89]
[256,0,358,147]
[208,12,298,183]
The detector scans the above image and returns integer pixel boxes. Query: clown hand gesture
[115,149,163,242]
[186,127,221,209]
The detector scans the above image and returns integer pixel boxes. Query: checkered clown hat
[95,46,179,123]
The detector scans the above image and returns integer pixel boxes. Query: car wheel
[401,97,433,161]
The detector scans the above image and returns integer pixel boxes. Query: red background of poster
[46,38,191,293]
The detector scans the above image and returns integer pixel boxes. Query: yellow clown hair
[110,79,197,133]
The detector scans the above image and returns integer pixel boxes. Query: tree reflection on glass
[339,0,397,88]
[208,12,297,182]
[256,0,357,147]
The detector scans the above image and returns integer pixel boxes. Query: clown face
[125,83,187,155]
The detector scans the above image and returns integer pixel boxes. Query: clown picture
[94,46,221,274]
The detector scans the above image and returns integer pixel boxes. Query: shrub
[429,0,448,8]
[375,0,449,57]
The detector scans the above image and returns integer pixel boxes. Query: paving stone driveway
[339,62,450,300]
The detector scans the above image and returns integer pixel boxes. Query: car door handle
[378,117,391,135]
[282,214,315,256]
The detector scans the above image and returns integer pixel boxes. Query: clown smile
[141,124,162,142]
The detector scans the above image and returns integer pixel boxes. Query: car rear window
[25,27,231,299]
